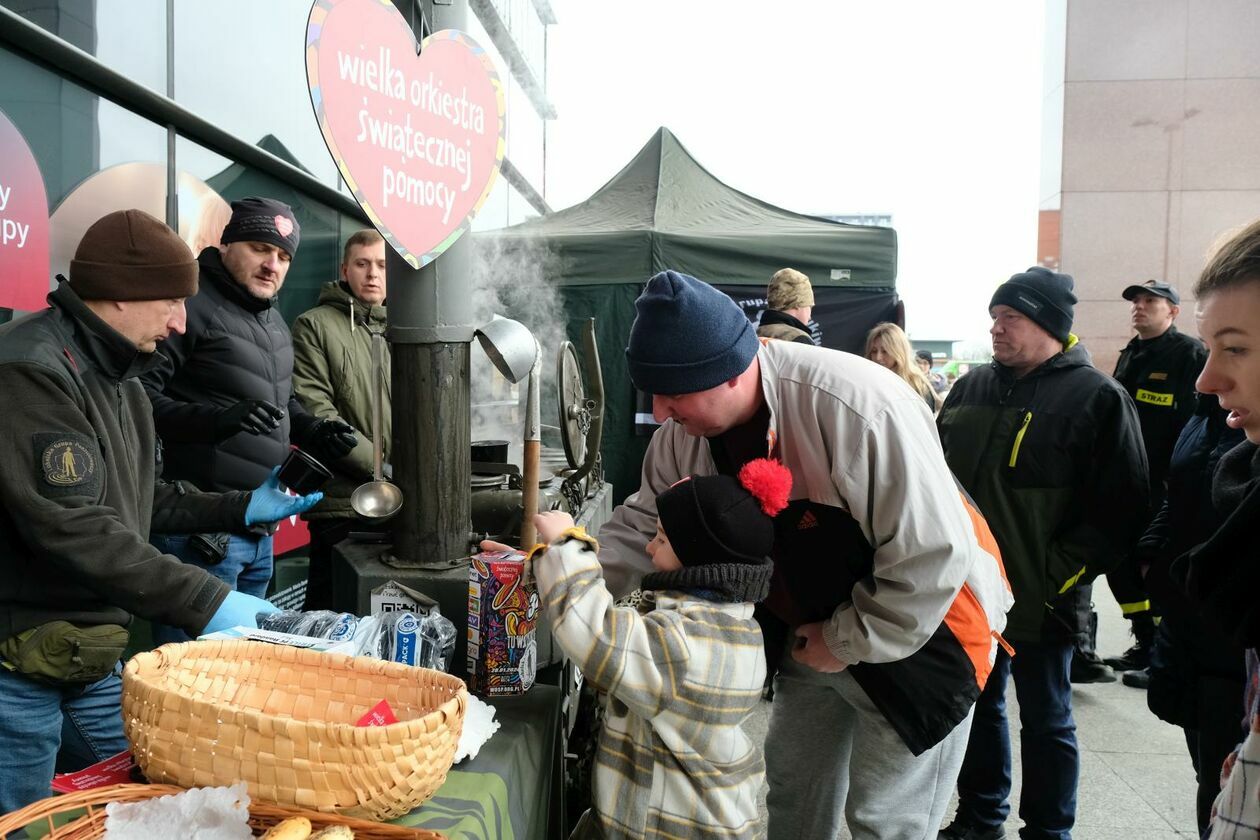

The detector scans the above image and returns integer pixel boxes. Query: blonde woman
[865,322,940,412]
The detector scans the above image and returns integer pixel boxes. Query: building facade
[1040,0,1260,373]
[0,0,553,322]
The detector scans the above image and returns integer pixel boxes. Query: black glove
[307,418,358,461]
[215,399,285,438]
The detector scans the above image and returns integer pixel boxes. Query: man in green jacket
[936,267,1149,840]
[291,228,390,609]
[0,209,321,812]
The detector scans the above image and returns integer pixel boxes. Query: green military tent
[476,127,898,504]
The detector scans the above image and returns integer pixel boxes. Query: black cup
[277,448,333,495]
[471,439,510,463]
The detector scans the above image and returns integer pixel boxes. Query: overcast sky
[543,1,1047,344]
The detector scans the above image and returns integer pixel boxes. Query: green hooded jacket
[291,282,391,518]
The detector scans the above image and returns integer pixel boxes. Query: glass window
[0,45,167,314]
[1,0,167,93]
[172,0,340,190]
[175,135,361,324]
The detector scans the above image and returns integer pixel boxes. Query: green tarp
[475,128,898,504]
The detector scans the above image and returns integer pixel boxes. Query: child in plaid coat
[531,459,791,840]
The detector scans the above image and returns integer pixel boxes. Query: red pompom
[737,458,793,517]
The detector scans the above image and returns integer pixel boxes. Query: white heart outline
[305,0,506,268]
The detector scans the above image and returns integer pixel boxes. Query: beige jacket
[597,340,1011,669]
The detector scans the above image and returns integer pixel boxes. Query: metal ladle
[351,332,403,519]
[474,317,541,547]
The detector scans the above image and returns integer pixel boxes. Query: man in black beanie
[142,197,357,642]
[936,267,1149,840]
[0,209,321,812]
[561,269,1014,839]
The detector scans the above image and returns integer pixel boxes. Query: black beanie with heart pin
[642,458,792,603]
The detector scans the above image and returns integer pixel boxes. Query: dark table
[392,684,562,840]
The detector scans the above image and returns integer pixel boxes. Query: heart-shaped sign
[0,107,51,312]
[306,0,505,268]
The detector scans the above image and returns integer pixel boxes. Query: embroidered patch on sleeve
[33,432,101,498]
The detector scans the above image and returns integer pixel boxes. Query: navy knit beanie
[626,270,760,395]
[989,266,1077,344]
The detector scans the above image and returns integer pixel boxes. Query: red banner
[0,108,50,311]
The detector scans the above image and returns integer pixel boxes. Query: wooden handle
[520,439,541,549]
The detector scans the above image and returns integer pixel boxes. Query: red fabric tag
[51,750,136,792]
[356,698,398,727]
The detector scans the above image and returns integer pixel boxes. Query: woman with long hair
[865,322,939,412]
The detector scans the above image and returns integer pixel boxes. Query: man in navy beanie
[936,267,1148,840]
[584,269,1014,838]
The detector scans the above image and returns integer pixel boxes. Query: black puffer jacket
[938,340,1150,642]
[142,248,317,492]
[0,283,247,640]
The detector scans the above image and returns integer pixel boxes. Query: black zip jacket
[1142,395,1246,725]
[0,283,248,641]
[756,309,814,344]
[1113,326,1206,502]
[141,248,318,492]
[938,340,1150,642]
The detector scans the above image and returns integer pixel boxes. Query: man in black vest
[142,198,356,642]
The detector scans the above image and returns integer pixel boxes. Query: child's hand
[533,510,575,544]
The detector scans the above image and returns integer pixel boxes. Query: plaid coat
[533,530,766,840]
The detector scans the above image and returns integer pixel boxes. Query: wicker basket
[122,640,467,821]
[0,783,447,839]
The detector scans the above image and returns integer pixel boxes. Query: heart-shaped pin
[306,0,505,268]
[274,215,294,238]
[0,107,51,312]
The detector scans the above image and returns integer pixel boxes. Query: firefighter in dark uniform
[1105,280,1206,686]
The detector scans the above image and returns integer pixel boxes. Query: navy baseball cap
[1122,280,1179,305]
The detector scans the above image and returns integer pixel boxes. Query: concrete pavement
[747,579,1207,838]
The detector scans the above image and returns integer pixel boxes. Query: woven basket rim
[0,783,449,839]
[124,640,468,742]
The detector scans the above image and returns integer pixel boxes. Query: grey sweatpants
[765,647,973,839]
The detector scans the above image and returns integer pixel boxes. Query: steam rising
[469,234,567,465]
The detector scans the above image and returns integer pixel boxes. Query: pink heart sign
[0,108,51,312]
[306,0,505,269]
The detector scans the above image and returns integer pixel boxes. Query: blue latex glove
[203,590,280,635]
[245,466,323,525]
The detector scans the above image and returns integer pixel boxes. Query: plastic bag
[257,608,455,672]
[258,610,358,641]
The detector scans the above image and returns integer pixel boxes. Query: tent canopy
[488,127,897,289]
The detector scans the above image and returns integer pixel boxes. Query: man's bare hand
[792,622,848,673]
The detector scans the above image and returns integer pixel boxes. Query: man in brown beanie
[0,209,320,812]
[141,197,356,643]
[756,267,816,345]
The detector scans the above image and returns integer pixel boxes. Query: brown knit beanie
[69,209,198,301]
[767,268,814,310]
